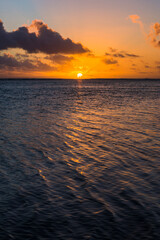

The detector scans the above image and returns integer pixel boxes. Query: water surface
[0,79,160,239]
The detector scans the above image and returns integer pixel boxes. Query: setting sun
[77,73,83,78]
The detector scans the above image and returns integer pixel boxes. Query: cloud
[104,48,140,67]
[16,53,30,58]
[0,19,89,54]
[149,23,160,49]
[112,53,125,58]
[109,47,117,53]
[105,48,140,58]
[155,61,160,70]
[125,53,139,58]
[103,58,118,65]
[0,53,54,71]
[106,52,125,58]
[128,15,144,31]
[45,54,74,64]
[87,53,96,57]
[145,65,150,69]
[128,14,160,50]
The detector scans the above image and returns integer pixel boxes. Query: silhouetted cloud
[0,19,89,54]
[125,53,139,58]
[0,53,54,71]
[112,53,125,58]
[105,49,140,58]
[149,23,160,49]
[87,53,96,57]
[104,58,118,65]
[45,54,74,64]
[109,47,117,53]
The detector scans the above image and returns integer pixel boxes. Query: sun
[77,73,83,78]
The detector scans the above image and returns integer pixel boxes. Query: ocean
[0,79,160,239]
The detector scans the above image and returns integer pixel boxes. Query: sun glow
[77,73,83,78]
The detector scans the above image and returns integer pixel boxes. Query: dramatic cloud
[105,48,140,58]
[0,53,54,71]
[0,19,89,54]
[149,23,160,49]
[45,54,74,64]
[104,58,118,65]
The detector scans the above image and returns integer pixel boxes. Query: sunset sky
[0,0,160,78]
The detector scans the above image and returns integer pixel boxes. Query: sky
[0,0,160,78]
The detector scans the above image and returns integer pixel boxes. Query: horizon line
[0,77,160,80]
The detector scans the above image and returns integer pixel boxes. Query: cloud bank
[0,19,89,54]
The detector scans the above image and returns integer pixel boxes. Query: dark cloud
[109,47,117,53]
[0,54,21,69]
[104,48,140,66]
[125,53,139,58]
[139,71,147,74]
[0,19,89,54]
[45,54,74,64]
[105,48,140,58]
[103,58,118,65]
[0,53,54,71]
[155,62,160,71]
[145,65,150,69]
[113,53,125,58]
[87,53,96,57]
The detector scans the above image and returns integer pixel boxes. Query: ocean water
[0,79,160,240]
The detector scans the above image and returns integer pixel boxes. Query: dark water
[0,79,160,240]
